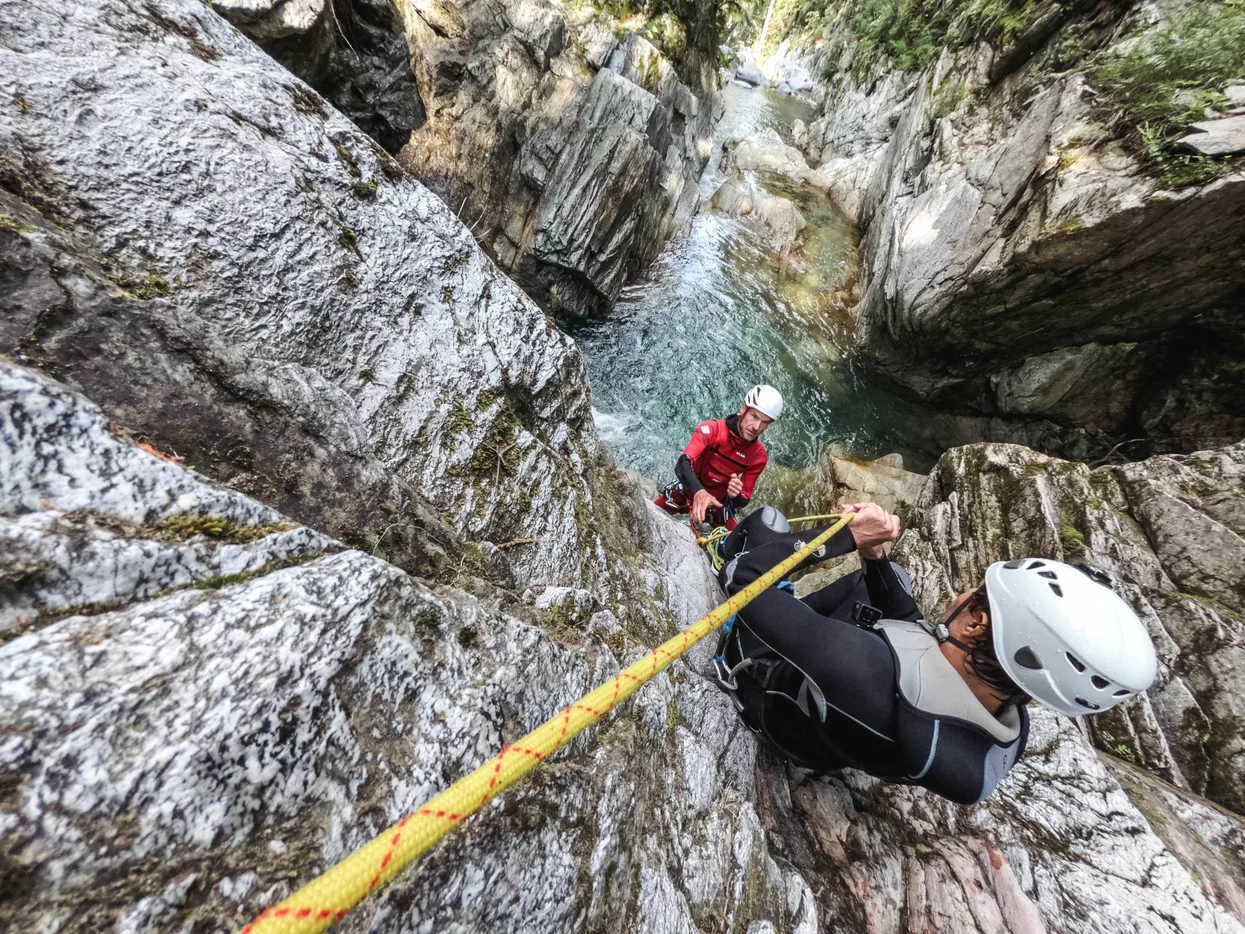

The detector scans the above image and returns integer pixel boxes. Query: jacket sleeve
[677,421,716,497]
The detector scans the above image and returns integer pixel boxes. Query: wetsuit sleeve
[676,422,715,496]
[721,510,857,580]
[861,557,921,621]
[675,455,702,496]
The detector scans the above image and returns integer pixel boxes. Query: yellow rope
[786,513,842,524]
[696,513,844,548]
[238,513,856,934]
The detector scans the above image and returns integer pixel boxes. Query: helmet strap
[933,588,983,654]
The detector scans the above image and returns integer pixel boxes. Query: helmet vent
[1091,675,1110,690]
[1028,560,1047,569]
[1113,689,1132,697]
[1066,652,1086,672]
[1075,697,1101,711]
[1038,570,1057,580]
[1048,582,1063,597]
[1013,646,1043,670]
[1004,559,1025,569]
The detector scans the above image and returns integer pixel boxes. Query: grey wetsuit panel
[876,619,1021,744]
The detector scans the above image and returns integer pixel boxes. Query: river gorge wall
[3,1,1245,932]
[219,0,723,319]
[746,0,1245,460]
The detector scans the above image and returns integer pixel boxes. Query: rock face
[0,361,767,934]
[723,126,815,180]
[0,0,603,589]
[216,0,425,153]
[1181,116,1245,157]
[759,39,821,97]
[396,2,721,317]
[6,1,1245,932]
[710,174,809,253]
[6,369,1245,934]
[784,2,1245,456]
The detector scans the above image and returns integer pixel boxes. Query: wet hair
[957,586,1032,708]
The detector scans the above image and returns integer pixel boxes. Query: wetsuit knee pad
[890,561,913,595]
[758,506,790,533]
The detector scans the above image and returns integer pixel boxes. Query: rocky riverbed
[3,0,1245,932]
[726,0,1245,461]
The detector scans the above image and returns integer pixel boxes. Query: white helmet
[744,384,783,420]
[984,558,1157,716]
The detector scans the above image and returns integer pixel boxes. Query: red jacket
[680,416,767,504]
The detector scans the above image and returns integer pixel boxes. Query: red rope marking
[369,824,408,891]
[417,808,462,821]
[551,706,573,752]
[275,909,291,918]
[318,910,333,919]
[573,702,603,717]
[479,746,509,805]
[296,908,312,918]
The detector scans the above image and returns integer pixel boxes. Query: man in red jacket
[655,385,783,530]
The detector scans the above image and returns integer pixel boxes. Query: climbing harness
[712,579,795,692]
[237,515,855,934]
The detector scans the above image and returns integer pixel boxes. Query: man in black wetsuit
[714,503,1158,805]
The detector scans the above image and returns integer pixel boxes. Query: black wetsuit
[717,509,1029,805]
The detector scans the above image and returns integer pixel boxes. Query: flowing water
[564,83,946,486]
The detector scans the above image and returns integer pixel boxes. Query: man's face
[737,405,775,442]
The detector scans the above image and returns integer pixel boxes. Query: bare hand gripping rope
[239,513,856,934]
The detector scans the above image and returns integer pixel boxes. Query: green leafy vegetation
[846,0,951,80]
[1094,0,1245,188]
[744,0,834,59]
[1096,729,1137,764]
[960,0,1046,46]
[592,0,725,58]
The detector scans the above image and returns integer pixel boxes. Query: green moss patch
[286,84,327,119]
[153,512,294,544]
[112,269,172,299]
[330,136,362,178]
[445,400,474,436]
